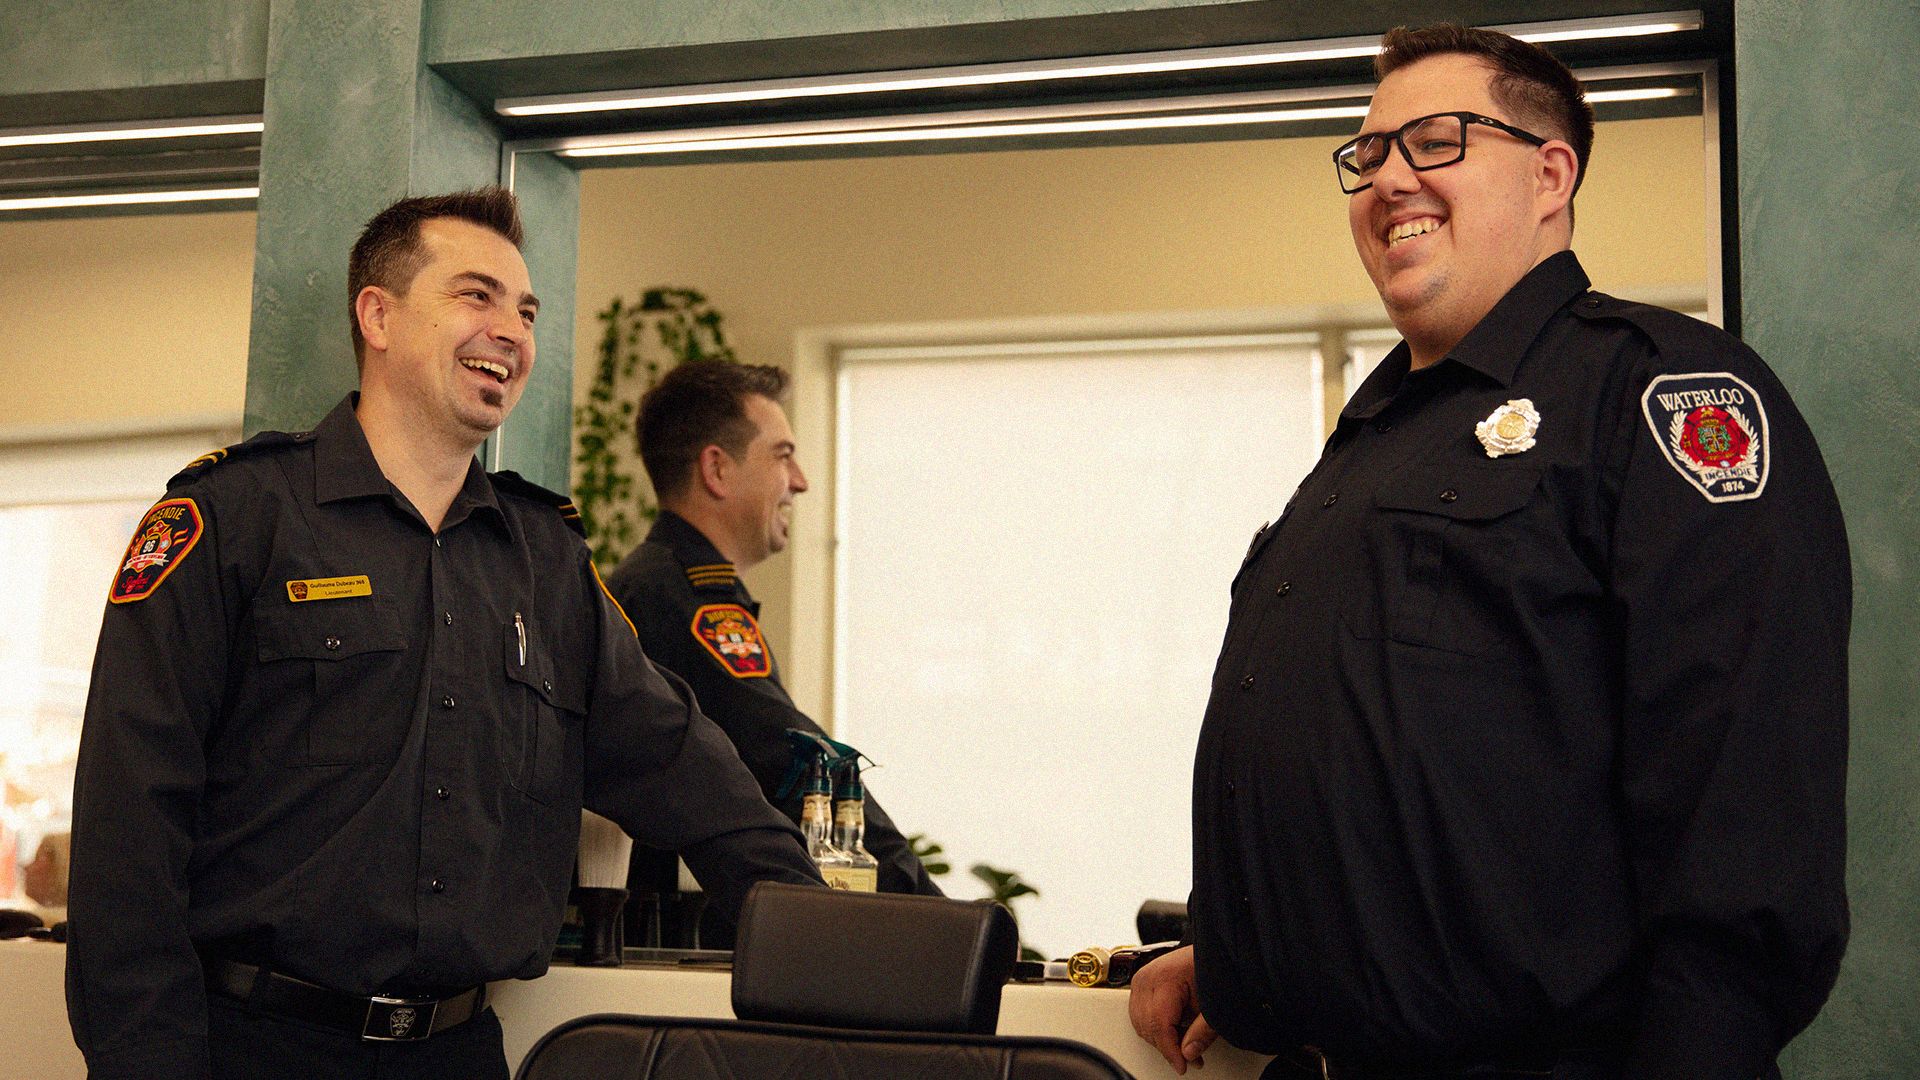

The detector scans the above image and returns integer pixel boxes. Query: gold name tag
[286,575,373,602]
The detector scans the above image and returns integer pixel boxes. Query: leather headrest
[731,882,1018,1035]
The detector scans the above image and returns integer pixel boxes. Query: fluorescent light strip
[563,105,1369,158]
[500,11,1700,118]
[501,39,1382,117]
[0,187,260,212]
[557,81,1688,159]
[0,117,263,149]
[553,84,1372,154]
[1495,11,1704,44]
[1585,87,1690,103]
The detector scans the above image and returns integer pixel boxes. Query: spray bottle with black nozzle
[830,757,880,892]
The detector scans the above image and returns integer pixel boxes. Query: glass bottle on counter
[800,753,857,888]
[831,760,880,892]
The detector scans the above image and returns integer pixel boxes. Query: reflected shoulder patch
[691,603,771,678]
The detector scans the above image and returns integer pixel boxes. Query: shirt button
[542,679,553,694]
[1275,580,1291,596]
[1240,674,1255,690]
[1440,488,1459,503]
[430,879,446,894]
[435,786,450,801]
[323,636,340,651]
[1375,420,1392,433]
[441,695,456,709]
[443,612,453,625]
[434,536,442,548]
[1322,493,1339,507]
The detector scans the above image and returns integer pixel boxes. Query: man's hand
[1128,945,1217,1074]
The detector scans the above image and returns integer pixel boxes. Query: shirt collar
[1444,250,1590,386]
[648,510,744,593]
[1341,250,1591,421]
[311,393,511,538]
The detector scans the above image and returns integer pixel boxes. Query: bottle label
[822,865,879,892]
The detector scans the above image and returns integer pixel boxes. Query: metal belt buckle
[363,995,438,1041]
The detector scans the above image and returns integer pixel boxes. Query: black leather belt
[1272,1044,1617,1080]
[203,958,485,1042]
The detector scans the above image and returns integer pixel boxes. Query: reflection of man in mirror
[66,187,820,1080]
[1131,24,1848,1080]
[604,361,943,913]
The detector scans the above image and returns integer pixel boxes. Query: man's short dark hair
[1377,25,1595,201]
[638,361,792,501]
[347,186,525,367]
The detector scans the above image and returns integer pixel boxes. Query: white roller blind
[833,335,1322,955]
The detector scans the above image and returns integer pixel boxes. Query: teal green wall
[0,0,266,97]
[1736,2,1920,1076]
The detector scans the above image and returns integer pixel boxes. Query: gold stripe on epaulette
[685,563,734,574]
[183,448,228,471]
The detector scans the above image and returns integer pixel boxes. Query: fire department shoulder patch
[1641,372,1770,503]
[691,603,772,678]
[110,498,205,603]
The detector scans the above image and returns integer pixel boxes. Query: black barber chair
[516,882,1135,1080]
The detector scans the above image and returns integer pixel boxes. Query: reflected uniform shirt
[1191,253,1848,1078]
[66,396,819,1080]
[605,510,942,897]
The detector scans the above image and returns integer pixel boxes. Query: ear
[696,444,733,501]
[355,286,393,353]
[1534,140,1578,220]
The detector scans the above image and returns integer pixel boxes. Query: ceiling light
[500,11,1701,119]
[1584,87,1690,103]
[562,106,1369,158]
[0,187,260,212]
[0,116,264,149]
[1497,11,1704,44]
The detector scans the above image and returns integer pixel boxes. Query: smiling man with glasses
[1131,23,1849,1080]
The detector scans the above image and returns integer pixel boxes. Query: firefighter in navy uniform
[604,361,941,902]
[1129,27,1848,1080]
[66,189,821,1080]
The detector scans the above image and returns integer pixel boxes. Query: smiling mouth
[460,357,510,383]
[1386,217,1444,247]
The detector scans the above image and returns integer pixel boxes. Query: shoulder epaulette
[685,562,739,590]
[492,470,586,537]
[1570,291,1748,364]
[167,429,310,487]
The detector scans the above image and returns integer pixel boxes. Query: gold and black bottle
[831,760,880,892]
[801,752,857,888]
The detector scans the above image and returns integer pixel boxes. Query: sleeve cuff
[1624,942,1781,1080]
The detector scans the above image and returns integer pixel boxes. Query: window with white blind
[830,334,1323,955]
[0,418,239,907]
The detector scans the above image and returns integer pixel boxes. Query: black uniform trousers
[207,998,509,1080]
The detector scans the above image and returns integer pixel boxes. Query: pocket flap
[256,600,406,661]
[504,621,587,713]
[1375,463,1541,521]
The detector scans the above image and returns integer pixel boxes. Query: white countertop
[4,941,1270,1078]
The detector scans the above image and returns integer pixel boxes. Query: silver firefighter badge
[1475,398,1541,458]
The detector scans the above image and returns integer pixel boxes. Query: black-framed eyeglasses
[1333,111,1548,194]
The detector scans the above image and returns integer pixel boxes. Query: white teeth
[460,357,509,382]
[1388,218,1443,245]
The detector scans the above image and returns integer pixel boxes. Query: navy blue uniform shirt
[1191,253,1849,1079]
[67,397,818,1080]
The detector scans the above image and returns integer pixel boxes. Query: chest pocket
[503,619,588,807]
[1370,462,1543,657]
[256,600,408,765]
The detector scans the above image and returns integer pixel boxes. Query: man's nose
[1371,139,1424,197]
[490,304,531,348]
[790,459,810,493]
